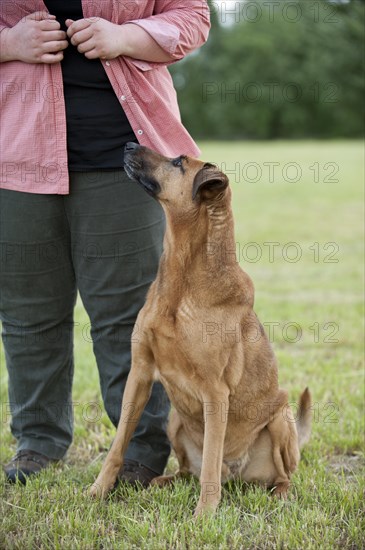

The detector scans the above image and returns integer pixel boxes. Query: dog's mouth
[124,150,161,198]
[123,155,141,181]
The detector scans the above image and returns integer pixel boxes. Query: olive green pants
[0,170,170,473]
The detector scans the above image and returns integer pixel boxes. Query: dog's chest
[146,299,201,357]
[150,326,196,389]
[153,361,203,419]
[146,317,204,413]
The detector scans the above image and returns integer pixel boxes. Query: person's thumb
[25,11,56,22]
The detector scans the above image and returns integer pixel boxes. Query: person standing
[0,1,210,484]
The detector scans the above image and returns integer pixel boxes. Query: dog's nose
[124,142,140,152]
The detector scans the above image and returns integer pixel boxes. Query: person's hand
[66,18,124,60]
[2,11,68,64]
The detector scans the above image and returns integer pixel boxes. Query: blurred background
[170,0,364,140]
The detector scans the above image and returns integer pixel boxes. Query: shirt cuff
[129,19,180,58]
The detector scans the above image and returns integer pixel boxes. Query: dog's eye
[172,156,186,168]
[172,157,182,167]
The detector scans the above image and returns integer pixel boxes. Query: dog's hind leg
[240,403,300,499]
[268,390,311,498]
[264,403,300,499]
[241,391,311,498]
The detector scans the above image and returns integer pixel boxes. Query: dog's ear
[192,164,229,201]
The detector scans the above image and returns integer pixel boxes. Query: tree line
[169,0,365,139]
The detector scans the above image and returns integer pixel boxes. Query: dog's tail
[296,387,312,449]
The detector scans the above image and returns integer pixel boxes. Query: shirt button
[137,130,143,135]
[120,95,126,101]
[105,61,110,66]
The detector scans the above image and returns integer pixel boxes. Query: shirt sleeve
[127,0,210,70]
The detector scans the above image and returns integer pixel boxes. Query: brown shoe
[117,459,159,488]
[4,450,55,485]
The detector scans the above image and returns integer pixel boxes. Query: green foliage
[170,0,365,139]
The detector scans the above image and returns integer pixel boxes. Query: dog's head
[124,143,229,213]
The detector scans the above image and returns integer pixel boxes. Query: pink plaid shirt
[0,1,210,194]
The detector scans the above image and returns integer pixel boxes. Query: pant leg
[0,188,77,459]
[64,170,170,474]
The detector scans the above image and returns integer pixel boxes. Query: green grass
[1,140,364,549]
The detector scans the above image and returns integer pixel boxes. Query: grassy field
[1,140,364,549]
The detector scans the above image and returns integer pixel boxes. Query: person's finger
[26,11,56,22]
[65,19,75,28]
[39,19,63,31]
[83,48,100,60]
[40,51,65,64]
[76,38,96,54]
[42,40,69,53]
[66,18,92,39]
[70,27,93,47]
[42,30,68,43]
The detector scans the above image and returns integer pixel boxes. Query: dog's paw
[89,481,110,499]
[150,474,177,487]
[272,481,290,500]
[89,482,101,498]
[193,500,218,518]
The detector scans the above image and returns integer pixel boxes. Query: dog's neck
[170,194,235,256]
[159,192,238,285]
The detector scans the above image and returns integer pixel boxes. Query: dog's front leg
[194,388,229,517]
[90,344,154,498]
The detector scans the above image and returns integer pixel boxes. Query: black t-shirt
[44,0,137,170]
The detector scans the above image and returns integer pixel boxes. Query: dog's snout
[124,142,140,153]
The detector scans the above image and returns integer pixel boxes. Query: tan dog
[90,143,312,516]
